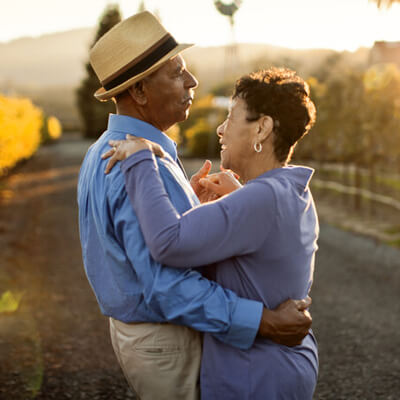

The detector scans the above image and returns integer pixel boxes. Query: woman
[104,68,318,399]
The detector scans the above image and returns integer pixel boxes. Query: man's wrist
[258,307,276,338]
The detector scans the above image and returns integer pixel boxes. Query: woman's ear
[128,82,147,106]
[256,115,274,143]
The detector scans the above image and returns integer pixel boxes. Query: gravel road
[0,135,399,399]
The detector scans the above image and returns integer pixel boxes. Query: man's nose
[185,71,198,89]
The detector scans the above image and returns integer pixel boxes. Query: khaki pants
[109,318,202,400]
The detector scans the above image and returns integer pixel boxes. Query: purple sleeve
[121,150,276,268]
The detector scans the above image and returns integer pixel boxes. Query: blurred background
[1,0,400,231]
[1,1,400,399]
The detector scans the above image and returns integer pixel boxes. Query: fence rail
[312,179,400,211]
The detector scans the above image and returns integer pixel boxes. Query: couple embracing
[78,11,318,400]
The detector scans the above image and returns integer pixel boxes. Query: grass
[387,238,400,249]
[377,175,400,191]
[384,225,400,235]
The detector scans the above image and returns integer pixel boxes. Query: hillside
[0,27,370,129]
[0,28,95,87]
[0,28,371,90]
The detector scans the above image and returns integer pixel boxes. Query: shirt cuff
[214,298,263,350]
[121,149,154,173]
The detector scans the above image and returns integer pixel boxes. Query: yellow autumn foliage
[47,116,62,140]
[166,124,181,145]
[0,94,43,176]
[0,290,23,313]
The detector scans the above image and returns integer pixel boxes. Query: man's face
[143,55,198,131]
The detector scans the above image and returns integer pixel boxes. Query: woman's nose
[217,121,225,137]
[217,119,227,137]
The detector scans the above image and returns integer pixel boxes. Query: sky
[1,0,400,51]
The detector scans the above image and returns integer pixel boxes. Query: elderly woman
[105,68,318,399]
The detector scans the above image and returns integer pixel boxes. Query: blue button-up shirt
[77,114,263,349]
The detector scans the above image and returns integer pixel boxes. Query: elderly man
[78,11,312,400]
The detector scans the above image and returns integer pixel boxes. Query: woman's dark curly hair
[233,67,316,163]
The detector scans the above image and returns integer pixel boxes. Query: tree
[213,0,242,25]
[138,0,146,12]
[214,1,243,77]
[370,0,400,7]
[76,4,122,139]
[298,59,400,211]
[362,64,400,169]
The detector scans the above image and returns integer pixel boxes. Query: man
[78,11,312,400]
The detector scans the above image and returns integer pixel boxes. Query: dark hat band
[102,36,178,91]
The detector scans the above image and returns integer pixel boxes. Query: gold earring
[254,143,262,153]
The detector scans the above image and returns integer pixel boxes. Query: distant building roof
[213,96,230,109]
[370,41,400,66]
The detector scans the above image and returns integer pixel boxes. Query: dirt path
[0,135,399,399]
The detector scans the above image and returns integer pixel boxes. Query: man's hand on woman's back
[258,297,312,346]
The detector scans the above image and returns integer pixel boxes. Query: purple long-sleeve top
[121,149,319,400]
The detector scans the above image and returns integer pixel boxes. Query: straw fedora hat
[90,11,193,101]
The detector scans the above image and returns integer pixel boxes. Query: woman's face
[217,97,257,175]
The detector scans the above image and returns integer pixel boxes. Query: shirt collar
[257,165,315,191]
[107,114,178,161]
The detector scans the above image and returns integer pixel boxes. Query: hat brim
[94,43,194,102]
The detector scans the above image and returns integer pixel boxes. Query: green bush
[186,118,220,158]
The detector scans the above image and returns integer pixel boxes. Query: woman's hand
[199,169,242,197]
[101,134,165,174]
[190,160,216,203]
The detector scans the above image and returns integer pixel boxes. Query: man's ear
[256,115,274,144]
[128,81,147,106]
